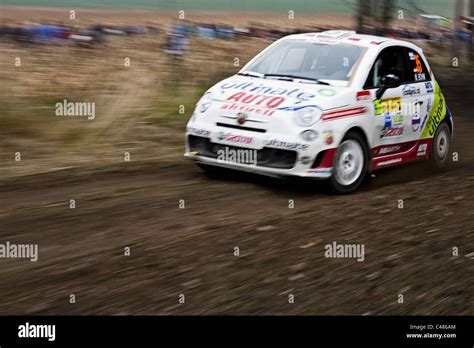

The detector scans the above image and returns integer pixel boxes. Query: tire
[430,121,451,169]
[329,131,369,194]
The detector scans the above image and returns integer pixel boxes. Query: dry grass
[0,31,270,179]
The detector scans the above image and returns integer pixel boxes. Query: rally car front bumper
[184,133,335,179]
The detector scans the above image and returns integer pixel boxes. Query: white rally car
[185,30,453,193]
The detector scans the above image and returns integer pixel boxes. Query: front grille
[215,122,266,133]
[188,135,297,169]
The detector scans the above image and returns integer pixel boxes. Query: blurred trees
[356,0,396,35]
[470,0,474,61]
[453,0,463,62]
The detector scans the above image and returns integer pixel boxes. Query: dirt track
[0,75,473,315]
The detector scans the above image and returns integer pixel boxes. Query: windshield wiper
[237,71,264,78]
[264,74,331,85]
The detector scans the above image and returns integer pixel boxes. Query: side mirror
[376,74,401,100]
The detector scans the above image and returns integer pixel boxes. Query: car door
[364,46,412,154]
[401,47,433,144]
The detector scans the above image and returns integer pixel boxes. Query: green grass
[0,0,456,17]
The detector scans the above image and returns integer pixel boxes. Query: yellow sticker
[374,97,401,115]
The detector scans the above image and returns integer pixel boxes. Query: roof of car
[286,30,412,49]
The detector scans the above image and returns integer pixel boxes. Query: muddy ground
[1,66,474,316]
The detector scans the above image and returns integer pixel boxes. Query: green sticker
[392,112,404,124]
[319,89,336,96]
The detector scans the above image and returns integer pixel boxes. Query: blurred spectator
[164,32,188,57]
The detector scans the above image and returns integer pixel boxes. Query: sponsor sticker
[264,139,309,151]
[412,112,421,131]
[420,113,429,133]
[323,130,334,145]
[319,88,337,97]
[306,36,339,45]
[415,73,426,81]
[382,112,402,129]
[216,131,253,144]
[402,85,421,96]
[187,126,211,137]
[306,167,332,176]
[381,125,404,139]
[226,91,285,108]
[425,91,445,136]
[417,143,428,156]
[383,114,392,129]
[221,103,275,116]
[425,82,434,93]
[426,95,434,113]
[392,112,404,124]
[377,157,402,167]
[356,90,371,101]
[220,81,316,102]
[374,97,401,115]
[378,145,401,155]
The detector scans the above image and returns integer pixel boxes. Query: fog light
[300,156,312,165]
[301,130,318,142]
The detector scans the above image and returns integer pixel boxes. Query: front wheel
[329,131,368,194]
[430,122,451,169]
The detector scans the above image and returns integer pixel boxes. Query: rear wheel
[329,131,368,194]
[430,122,451,169]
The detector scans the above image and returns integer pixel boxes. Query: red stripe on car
[322,106,367,121]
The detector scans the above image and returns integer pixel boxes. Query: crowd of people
[0,18,468,54]
[0,23,160,45]
[0,21,333,45]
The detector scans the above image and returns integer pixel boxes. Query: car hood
[207,75,351,112]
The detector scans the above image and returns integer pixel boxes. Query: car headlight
[301,130,318,142]
[197,92,213,113]
[294,107,322,127]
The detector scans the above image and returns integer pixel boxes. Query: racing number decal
[409,51,426,81]
[414,54,423,74]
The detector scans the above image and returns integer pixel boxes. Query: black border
[0,315,472,345]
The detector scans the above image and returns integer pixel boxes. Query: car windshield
[243,39,365,85]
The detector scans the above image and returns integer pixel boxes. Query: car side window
[364,47,409,89]
[405,49,431,82]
